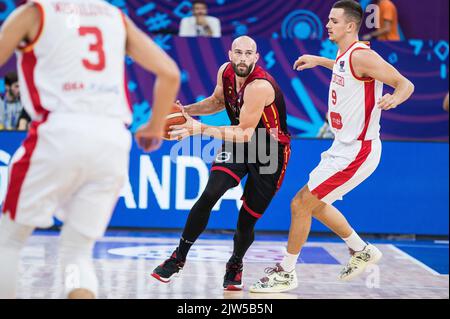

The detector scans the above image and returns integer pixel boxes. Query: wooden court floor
[16,233,449,299]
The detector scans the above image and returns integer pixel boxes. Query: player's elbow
[395,76,414,96]
[161,61,181,86]
[409,80,415,95]
[154,57,180,86]
[405,79,415,97]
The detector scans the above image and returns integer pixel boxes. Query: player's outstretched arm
[183,63,227,116]
[124,15,181,152]
[351,49,415,110]
[0,3,40,66]
[294,55,334,71]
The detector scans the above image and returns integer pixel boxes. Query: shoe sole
[223,284,243,291]
[339,249,383,281]
[249,283,298,294]
[151,272,171,283]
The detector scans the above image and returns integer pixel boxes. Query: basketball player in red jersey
[152,36,291,291]
[0,0,179,299]
[251,0,414,293]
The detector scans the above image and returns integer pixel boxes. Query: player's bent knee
[198,173,237,203]
[290,197,311,218]
[290,196,301,212]
[200,187,222,202]
[290,188,318,218]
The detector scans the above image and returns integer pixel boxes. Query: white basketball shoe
[249,263,298,293]
[338,244,383,281]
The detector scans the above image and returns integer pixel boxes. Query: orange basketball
[163,104,187,140]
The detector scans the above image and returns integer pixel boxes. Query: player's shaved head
[231,36,257,53]
[229,36,259,78]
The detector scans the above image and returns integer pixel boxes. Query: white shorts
[2,113,131,239]
[307,139,381,205]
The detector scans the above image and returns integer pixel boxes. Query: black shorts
[211,141,291,219]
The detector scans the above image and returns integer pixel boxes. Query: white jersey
[16,0,132,124]
[328,41,383,143]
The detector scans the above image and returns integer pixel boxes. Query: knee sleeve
[59,224,98,298]
[197,171,238,209]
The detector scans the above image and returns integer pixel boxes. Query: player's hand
[377,93,399,110]
[169,108,201,140]
[135,122,164,152]
[293,55,319,71]
[175,100,192,116]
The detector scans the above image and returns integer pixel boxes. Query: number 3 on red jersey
[79,26,106,72]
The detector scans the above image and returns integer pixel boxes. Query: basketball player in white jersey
[250,0,414,293]
[0,0,180,299]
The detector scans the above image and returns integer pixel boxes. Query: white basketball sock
[0,215,34,299]
[342,230,367,252]
[59,224,98,298]
[280,251,300,272]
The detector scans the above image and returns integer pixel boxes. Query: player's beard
[232,62,254,78]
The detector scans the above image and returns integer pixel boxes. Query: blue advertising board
[1,132,448,235]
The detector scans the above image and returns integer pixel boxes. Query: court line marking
[388,244,444,276]
[395,244,449,249]
[18,268,449,292]
[27,235,449,275]
[30,234,330,246]
[32,234,450,248]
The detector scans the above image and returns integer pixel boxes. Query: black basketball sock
[177,237,194,261]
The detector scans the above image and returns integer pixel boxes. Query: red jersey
[222,63,290,145]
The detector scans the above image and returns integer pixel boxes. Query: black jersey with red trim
[222,63,290,145]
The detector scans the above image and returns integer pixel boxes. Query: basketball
[163,104,187,140]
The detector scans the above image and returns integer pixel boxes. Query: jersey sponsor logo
[339,60,345,72]
[215,151,232,163]
[63,82,85,92]
[332,74,345,87]
[330,112,343,130]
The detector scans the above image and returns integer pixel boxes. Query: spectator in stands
[179,1,221,38]
[0,72,30,131]
[363,0,400,41]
